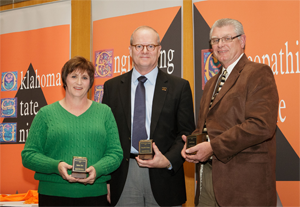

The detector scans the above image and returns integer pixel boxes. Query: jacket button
[126,158,129,162]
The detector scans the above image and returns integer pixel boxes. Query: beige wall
[1,0,91,61]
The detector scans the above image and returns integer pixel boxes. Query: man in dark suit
[182,18,279,206]
[102,26,195,206]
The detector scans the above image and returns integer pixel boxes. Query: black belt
[130,153,138,159]
[207,159,212,166]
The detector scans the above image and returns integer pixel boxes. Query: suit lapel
[210,54,247,110]
[119,70,132,132]
[150,70,168,138]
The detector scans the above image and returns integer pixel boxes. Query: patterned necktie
[203,69,227,133]
[132,76,148,151]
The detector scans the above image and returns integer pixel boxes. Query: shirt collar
[222,53,244,77]
[132,67,158,85]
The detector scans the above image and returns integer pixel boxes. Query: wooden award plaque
[71,156,87,179]
[139,140,153,160]
[186,133,207,155]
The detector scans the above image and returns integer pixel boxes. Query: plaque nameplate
[71,156,87,179]
[139,139,153,160]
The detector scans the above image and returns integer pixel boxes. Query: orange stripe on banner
[0,145,38,194]
[277,181,300,207]
[93,6,180,52]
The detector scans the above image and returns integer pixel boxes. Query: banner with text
[0,0,71,193]
[193,0,299,206]
[91,0,183,102]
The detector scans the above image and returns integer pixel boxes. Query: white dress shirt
[130,67,158,153]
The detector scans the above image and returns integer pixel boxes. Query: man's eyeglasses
[131,44,160,52]
[210,34,242,45]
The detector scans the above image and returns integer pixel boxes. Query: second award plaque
[139,140,153,160]
[186,133,207,154]
[71,156,87,179]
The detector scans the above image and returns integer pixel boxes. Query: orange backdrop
[92,6,181,101]
[0,25,70,193]
[194,0,299,206]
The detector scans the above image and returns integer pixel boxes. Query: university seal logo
[94,50,113,78]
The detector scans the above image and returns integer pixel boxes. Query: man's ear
[129,46,132,57]
[240,34,246,49]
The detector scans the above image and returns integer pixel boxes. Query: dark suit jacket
[102,69,195,206]
[194,54,278,206]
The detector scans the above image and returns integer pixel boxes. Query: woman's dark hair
[61,56,95,90]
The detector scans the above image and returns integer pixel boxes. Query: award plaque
[139,139,153,160]
[71,156,87,179]
[186,133,207,155]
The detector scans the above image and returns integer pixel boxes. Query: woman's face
[65,69,90,99]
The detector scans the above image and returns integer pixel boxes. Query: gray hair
[130,26,161,45]
[210,18,245,39]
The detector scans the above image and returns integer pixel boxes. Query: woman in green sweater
[22,56,123,206]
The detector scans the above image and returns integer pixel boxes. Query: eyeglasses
[131,44,160,52]
[210,34,242,45]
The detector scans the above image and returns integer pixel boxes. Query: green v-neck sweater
[22,101,123,198]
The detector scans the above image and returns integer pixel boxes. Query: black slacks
[39,193,109,207]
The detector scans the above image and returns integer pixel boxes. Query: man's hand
[77,166,97,185]
[181,135,213,163]
[136,142,170,168]
[58,162,78,182]
[107,183,111,203]
[181,135,188,159]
